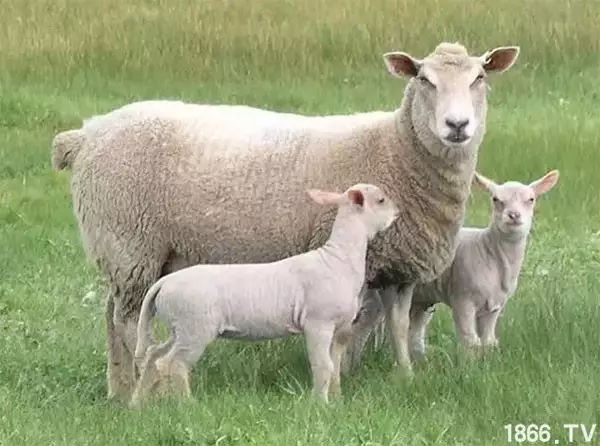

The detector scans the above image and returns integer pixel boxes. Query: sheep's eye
[377,198,385,204]
[528,197,535,203]
[472,73,485,85]
[492,196,499,203]
[417,75,434,88]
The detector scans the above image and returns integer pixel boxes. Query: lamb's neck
[481,227,528,291]
[318,210,369,278]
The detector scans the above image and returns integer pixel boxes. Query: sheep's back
[71,101,394,273]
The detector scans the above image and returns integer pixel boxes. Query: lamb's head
[384,42,519,158]
[474,170,559,239]
[307,183,400,238]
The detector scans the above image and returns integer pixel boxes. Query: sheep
[130,184,399,406]
[407,170,560,358]
[51,42,520,400]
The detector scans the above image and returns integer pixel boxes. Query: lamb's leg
[381,283,415,377]
[304,323,335,403]
[452,300,481,353]
[341,288,384,375]
[330,327,351,399]
[409,304,435,362]
[477,309,501,348]
[130,340,173,408]
[494,307,505,340]
[152,337,210,401]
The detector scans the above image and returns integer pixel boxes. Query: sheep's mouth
[505,221,523,227]
[444,133,470,145]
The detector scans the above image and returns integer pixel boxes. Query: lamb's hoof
[128,397,143,410]
[391,362,415,382]
[107,375,135,404]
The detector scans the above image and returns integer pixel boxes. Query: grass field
[1,0,600,444]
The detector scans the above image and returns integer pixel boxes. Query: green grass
[1,0,599,444]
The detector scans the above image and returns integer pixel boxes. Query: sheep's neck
[366,82,480,286]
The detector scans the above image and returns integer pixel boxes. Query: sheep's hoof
[107,388,134,405]
[128,397,143,410]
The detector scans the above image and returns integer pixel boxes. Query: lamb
[51,42,519,401]
[130,184,399,406]
[407,170,560,358]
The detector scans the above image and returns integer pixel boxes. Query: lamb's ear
[481,46,520,73]
[529,170,559,197]
[473,172,497,194]
[347,189,365,207]
[383,52,422,78]
[307,189,344,205]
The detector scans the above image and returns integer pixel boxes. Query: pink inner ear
[348,190,364,207]
[484,48,518,72]
[387,54,419,77]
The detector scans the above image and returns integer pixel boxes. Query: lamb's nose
[508,210,521,221]
[445,118,470,132]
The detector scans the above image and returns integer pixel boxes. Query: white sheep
[51,42,519,400]
[130,184,399,406]
[408,170,560,358]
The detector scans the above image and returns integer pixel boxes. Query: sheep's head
[473,170,559,239]
[384,42,519,158]
[307,183,400,238]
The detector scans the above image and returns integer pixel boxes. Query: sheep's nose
[445,118,470,132]
[508,210,521,221]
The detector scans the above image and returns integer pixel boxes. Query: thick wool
[56,94,478,316]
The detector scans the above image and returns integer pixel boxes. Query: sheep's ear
[481,46,520,73]
[529,170,559,197]
[473,172,497,193]
[307,189,344,205]
[347,189,365,207]
[383,52,422,78]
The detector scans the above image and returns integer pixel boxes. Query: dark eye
[492,196,499,203]
[417,75,434,88]
[528,197,535,203]
[472,73,485,85]
[377,198,385,204]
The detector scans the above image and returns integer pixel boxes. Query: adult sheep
[52,42,519,401]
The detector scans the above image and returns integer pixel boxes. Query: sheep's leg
[304,323,335,403]
[330,327,351,399]
[409,304,435,362]
[452,300,481,353]
[477,309,501,348]
[341,288,384,375]
[106,293,137,402]
[381,283,415,377]
[106,275,157,403]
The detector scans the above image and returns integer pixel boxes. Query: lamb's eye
[492,196,499,203]
[528,197,535,203]
[377,198,385,204]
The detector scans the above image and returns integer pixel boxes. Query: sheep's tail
[51,129,86,170]
[134,279,164,366]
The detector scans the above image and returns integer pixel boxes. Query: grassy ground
[1,0,599,444]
